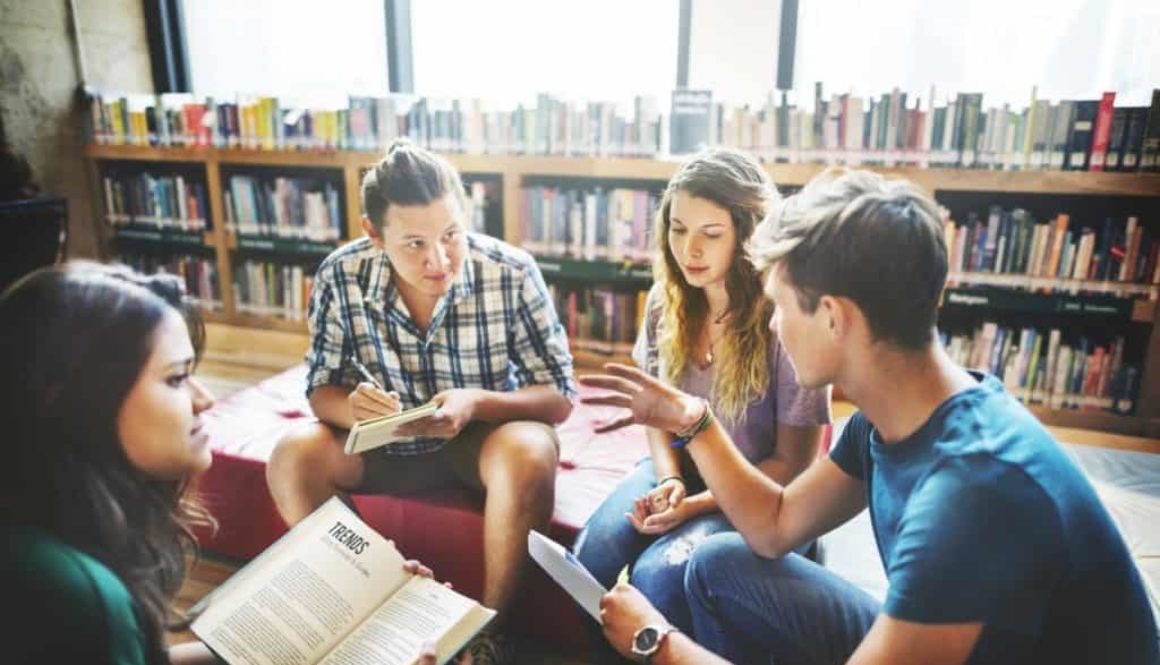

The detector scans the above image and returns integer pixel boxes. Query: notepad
[343,402,440,454]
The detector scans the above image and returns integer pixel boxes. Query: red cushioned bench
[193,364,649,646]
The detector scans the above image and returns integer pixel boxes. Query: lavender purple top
[632,285,831,463]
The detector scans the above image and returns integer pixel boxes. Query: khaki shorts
[352,420,558,495]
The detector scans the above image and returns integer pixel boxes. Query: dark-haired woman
[1,262,221,663]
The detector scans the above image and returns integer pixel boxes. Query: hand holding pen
[347,355,401,422]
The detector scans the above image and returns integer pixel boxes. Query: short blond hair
[748,168,947,350]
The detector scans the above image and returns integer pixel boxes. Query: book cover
[670,90,713,156]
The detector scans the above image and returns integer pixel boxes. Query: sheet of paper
[527,530,607,623]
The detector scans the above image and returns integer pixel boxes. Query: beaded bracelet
[656,475,685,488]
[670,399,713,449]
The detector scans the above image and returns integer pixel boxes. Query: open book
[191,498,494,665]
[344,402,440,454]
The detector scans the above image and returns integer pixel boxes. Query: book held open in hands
[344,402,440,454]
[191,497,494,665]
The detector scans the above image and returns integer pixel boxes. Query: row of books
[550,285,646,357]
[118,253,220,308]
[521,186,659,263]
[224,175,343,241]
[942,209,1159,290]
[233,260,315,320]
[102,173,209,231]
[87,87,1160,171]
[88,92,663,158]
[943,323,1138,414]
[707,88,1160,171]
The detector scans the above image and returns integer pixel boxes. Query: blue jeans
[573,458,734,634]
[685,532,881,665]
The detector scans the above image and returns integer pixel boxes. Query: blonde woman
[572,148,830,646]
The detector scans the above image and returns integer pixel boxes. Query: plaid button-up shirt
[305,234,576,454]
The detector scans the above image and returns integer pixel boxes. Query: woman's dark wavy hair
[0,261,213,664]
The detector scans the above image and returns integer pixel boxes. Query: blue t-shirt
[830,372,1158,663]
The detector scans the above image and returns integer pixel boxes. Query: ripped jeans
[572,457,733,637]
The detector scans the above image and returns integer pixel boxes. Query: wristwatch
[631,624,678,662]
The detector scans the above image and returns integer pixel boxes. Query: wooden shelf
[203,310,308,333]
[229,233,339,257]
[572,349,634,371]
[87,145,1160,196]
[536,256,652,286]
[87,143,1160,428]
[111,225,215,249]
[1027,405,1160,440]
[947,272,1160,298]
[941,286,1154,323]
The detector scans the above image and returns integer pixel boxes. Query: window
[793,0,1160,106]
[411,0,679,106]
[182,0,389,100]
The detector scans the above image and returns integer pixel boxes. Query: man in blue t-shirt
[581,169,1158,664]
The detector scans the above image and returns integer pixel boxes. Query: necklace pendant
[705,350,714,366]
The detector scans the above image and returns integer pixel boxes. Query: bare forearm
[647,426,683,479]
[655,632,733,665]
[470,384,573,424]
[686,420,787,555]
[309,385,355,430]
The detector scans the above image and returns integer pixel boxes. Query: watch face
[634,626,659,652]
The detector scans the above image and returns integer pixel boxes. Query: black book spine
[1121,107,1148,171]
[1065,101,1098,171]
[1141,89,1160,172]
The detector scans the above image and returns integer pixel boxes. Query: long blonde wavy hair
[654,148,778,422]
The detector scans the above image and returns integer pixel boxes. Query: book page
[193,498,409,665]
[320,576,494,665]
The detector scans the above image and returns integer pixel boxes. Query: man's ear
[818,294,851,341]
[361,216,385,251]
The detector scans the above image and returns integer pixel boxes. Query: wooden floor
[168,323,1160,661]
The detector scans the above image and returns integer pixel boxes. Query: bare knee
[479,421,559,489]
[266,421,349,488]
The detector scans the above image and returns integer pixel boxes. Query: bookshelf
[86,144,1160,436]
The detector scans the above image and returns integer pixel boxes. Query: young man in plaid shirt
[267,140,576,664]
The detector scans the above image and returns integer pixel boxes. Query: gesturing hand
[579,364,704,435]
[348,383,401,422]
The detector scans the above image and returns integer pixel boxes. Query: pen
[617,564,630,586]
[348,355,384,390]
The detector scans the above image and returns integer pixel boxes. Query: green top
[3,526,148,664]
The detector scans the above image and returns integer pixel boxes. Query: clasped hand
[628,478,690,535]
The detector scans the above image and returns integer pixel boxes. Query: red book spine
[1089,92,1116,171]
